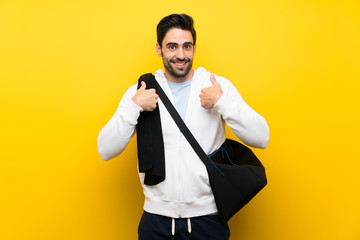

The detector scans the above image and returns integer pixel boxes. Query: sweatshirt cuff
[130,98,144,112]
[213,93,237,118]
[118,97,143,125]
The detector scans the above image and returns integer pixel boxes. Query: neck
[165,69,194,83]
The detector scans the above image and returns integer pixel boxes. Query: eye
[184,44,192,50]
[168,45,176,51]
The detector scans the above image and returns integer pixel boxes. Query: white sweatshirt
[98,67,270,218]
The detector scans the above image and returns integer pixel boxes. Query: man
[98,14,269,240]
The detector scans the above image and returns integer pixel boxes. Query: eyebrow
[166,42,194,47]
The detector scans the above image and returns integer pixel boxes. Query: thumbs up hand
[200,74,223,109]
[131,81,159,111]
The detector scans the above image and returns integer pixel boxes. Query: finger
[210,74,219,86]
[148,89,156,94]
[139,81,146,90]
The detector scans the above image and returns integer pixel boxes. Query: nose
[177,48,185,59]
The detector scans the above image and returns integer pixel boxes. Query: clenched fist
[200,74,223,109]
[131,81,159,111]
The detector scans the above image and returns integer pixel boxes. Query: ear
[193,44,196,55]
[156,43,162,57]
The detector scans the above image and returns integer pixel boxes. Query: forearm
[97,86,141,160]
[214,81,270,149]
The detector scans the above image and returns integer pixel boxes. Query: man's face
[156,28,196,82]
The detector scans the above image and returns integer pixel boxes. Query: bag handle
[152,75,224,175]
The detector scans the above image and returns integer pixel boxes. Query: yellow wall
[1,0,359,239]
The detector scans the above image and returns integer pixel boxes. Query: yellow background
[1,0,359,239]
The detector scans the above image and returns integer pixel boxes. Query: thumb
[210,74,219,86]
[139,81,146,90]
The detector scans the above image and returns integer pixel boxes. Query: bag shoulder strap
[151,74,224,175]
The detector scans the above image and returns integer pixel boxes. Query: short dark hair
[156,14,196,47]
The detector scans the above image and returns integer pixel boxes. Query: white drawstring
[187,218,192,238]
[171,217,192,239]
[171,218,175,239]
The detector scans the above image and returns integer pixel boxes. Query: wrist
[130,97,144,112]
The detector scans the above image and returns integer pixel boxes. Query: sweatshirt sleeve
[97,84,142,160]
[213,78,270,149]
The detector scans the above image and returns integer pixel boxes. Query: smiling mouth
[171,59,190,68]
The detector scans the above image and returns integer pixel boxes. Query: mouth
[170,59,190,69]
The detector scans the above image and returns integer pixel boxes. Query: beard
[162,57,193,79]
